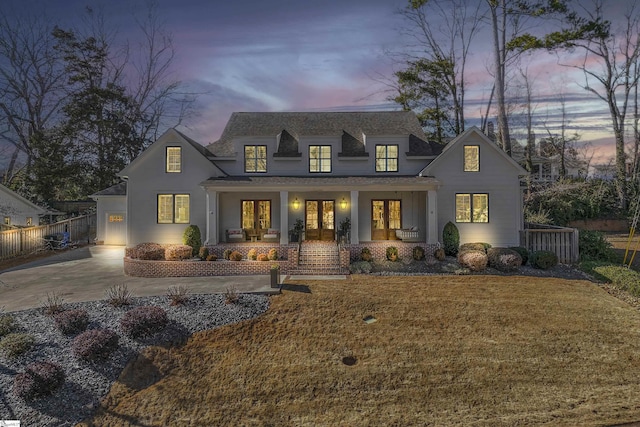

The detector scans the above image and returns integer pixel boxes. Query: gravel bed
[0,293,269,426]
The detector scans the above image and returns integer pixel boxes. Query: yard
[81,275,640,426]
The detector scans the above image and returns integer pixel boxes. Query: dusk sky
[3,0,636,166]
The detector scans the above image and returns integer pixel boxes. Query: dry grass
[81,276,640,426]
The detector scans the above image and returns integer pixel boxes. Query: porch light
[340,197,347,210]
[293,197,300,210]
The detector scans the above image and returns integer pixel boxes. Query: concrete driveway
[0,246,276,312]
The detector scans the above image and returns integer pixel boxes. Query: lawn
[81,275,640,426]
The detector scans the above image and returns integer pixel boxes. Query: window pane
[242,201,254,229]
[158,195,174,223]
[472,194,489,222]
[389,200,401,229]
[388,158,398,172]
[256,146,267,172]
[464,146,479,171]
[174,195,190,223]
[258,201,271,229]
[323,201,334,230]
[166,147,181,173]
[372,201,385,229]
[306,201,319,229]
[455,194,471,222]
[388,145,398,157]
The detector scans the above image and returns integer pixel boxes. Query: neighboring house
[510,141,587,182]
[0,183,48,228]
[95,112,528,248]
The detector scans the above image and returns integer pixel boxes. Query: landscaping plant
[120,306,168,339]
[223,249,233,260]
[0,333,35,358]
[167,285,191,306]
[247,248,258,260]
[106,283,133,307]
[442,222,459,256]
[457,250,488,271]
[132,243,165,260]
[508,246,529,265]
[182,224,202,256]
[230,251,243,261]
[386,246,399,262]
[41,291,65,316]
[0,313,17,337]
[165,244,193,261]
[198,246,209,260]
[72,329,119,361]
[360,247,372,262]
[14,361,65,400]
[53,309,89,335]
[487,247,522,272]
[412,246,425,261]
[530,250,559,269]
[268,248,278,261]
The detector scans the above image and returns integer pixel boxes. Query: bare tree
[0,10,67,186]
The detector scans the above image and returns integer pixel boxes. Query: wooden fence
[520,223,579,264]
[0,214,96,261]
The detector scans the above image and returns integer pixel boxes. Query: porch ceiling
[200,175,441,192]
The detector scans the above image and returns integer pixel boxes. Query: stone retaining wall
[345,242,437,261]
[124,257,289,277]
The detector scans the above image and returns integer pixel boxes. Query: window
[166,147,182,173]
[109,214,124,223]
[3,216,10,225]
[157,194,190,223]
[242,200,271,229]
[245,145,267,173]
[375,145,398,172]
[26,217,33,226]
[463,145,479,172]
[309,145,331,173]
[455,193,489,223]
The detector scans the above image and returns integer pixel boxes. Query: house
[95,112,528,253]
[0,183,49,228]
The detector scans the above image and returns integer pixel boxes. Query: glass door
[305,200,335,241]
[371,200,401,240]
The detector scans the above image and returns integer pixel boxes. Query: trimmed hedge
[165,244,193,261]
[487,248,522,272]
[530,250,559,269]
[508,246,529,265]
[457,250,488,271]
[132,243,165,260]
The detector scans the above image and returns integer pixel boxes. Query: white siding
[94,196,126,244]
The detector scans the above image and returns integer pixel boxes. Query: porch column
[205,190,218,245]
[280,190,289,245]
[427,190,438,244]
[350,190,359,244]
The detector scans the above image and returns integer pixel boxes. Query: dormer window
[309,145,331,173]
[245,145,267,172]
[375,144,398,172]
[166,147,182,173]
[463,145,479,171]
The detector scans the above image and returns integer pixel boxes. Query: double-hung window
[375,145,398,172]
[158,194,190,223]
[309,145,331,173]
[245,145,267,172]
[166,147,182,173]
[463,145,479,172]
[455,193,489,223]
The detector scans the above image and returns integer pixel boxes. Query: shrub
[530,250,559,269]
[14,361,65,400]
[223,249,233,260]
[206,254,218,261]
[412,246,425,261]
[182,224,202,257]
[41,291,65,316]
[457,250,488,271]
[386,246,399,261]
[460,242,491,253]
[579,230,618,262]
[508,246,529,265]
[257,253,269,261]
[167,285,190,306]
[487,248,522,272]
[132,243,165,260]
[198,246,209,260]
[268,248,278,261]
[247,248,258,260]
[360,247,372,262]
[229,250,243,261]
[225,286,239,304]
[72,329,119,361]
[120,306,168,339]
[0,333,35,358]
[434,247,446,261]
[165,244,193,261]
[443,222,460,256]
[349,261,372,274]
[0,313,17,337]
[106,283,133,307]
[53,309,89,335]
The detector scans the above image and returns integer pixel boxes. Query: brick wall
[124,258,288,277]
[346,242,437,262]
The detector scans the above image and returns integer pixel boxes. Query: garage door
[105,212,126,245]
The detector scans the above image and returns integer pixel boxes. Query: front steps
[289,241,348,275]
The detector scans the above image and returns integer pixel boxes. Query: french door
[371,200,401,240]
[305,200,335,241]
[241,200,271,230]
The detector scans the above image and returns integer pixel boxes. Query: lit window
[108,214,124,222]
[309,145,331,173]
[456,193,489,223]
[3,216,10,225]
[245,145,267,172]
[242,200,271,229]
[26,217,33,226]
[463,145,479,172]
[158,194,190,223]
[166,147,182,173]
[375,145,398,172]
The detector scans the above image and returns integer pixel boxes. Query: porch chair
[226,228,245,242]
[261,228,280,242]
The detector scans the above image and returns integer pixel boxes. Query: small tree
[443,221,460,256]
[182,225,202,257]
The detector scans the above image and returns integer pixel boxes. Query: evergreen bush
[386,246,399,261]
[508,246,529,265]
[268,248,278,260]
[457,250,488,271]
[198,246,209,260]
[443,222,460,256]
[120,306,168,339]
[72,329,119,360]
[247,248,258,260]
[182,224,202,256]
[412,246,425,260]
[53,309,89,335]
[530,250,559,269]
[0,333,35,358]
[14,361,65,400]
[487,248,522,272]
[360,247,372,262]
[165,244,193,261]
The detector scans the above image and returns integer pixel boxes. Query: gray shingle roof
[207,111,431,156]
[91,181,127,196]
